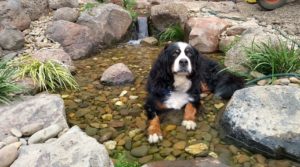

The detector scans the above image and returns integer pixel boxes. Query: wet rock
[20,0,48,20]
[185,143,208,156]
[2,136,18,145]
[77,3,132,46]
[151,2,188,31]
[49,0,79,9]
[33,48,75,71]
[131,145,149,157]
[0,142,21,167]
[85,126,97,136]
[53,7,79,22]
[139,155,153,164]
[141,37,158,46]
[104,140,117,150]
[10,128,22,138]
[220,85,300,161]
[0,0,31,30]
[0,94,68,141]
[173,141,186,150]
[108,120,124,128]
[185,17,230,53]
[101,63,134,85]
[160,148,173,157]
[0,25,24,50]
[11,126,114,167]
[46,20,95,60]
[28,124,63,144]
[164,124,176,132]
[142,157,229,167]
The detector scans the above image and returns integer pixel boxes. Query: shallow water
[62,44,299,166]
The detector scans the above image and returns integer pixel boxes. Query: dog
[144,42,244,143]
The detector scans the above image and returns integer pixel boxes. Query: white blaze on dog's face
[172,42,192,75]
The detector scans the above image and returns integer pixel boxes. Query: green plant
[123,0,137,21]
[114,153,140,167]
[0,60,22,104]
[81,2,97,11]
[96,0,104,3]
[159,24,185,42]
[245,38,300,75]
[222,36,241,53]
[12,56,79,92]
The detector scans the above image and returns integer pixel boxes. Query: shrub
[159,24,185,42]
[0,60,22,104]
[123,0,138,21]
[114,153,140,167]
[11,56,79,92]
[245,38,300,75]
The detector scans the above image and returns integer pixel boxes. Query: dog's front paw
[148,133,163,143]
[182,120,196,130]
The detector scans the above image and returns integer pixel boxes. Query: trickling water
[137,17,149,39]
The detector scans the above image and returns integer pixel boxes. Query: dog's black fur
[145,42,245,121]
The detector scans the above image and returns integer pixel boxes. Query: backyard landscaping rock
[10,128,22,138]
[28,124,63,144]
[20,0,48,20]
[53,7,79,22]
[141,37,158,46]
[46,20,95,59]
[49,0,79,9]
[0,25,24,50]
[151,2,188,31]
[101,63,134,85]
[0,0,31,30]
[12,126,114,167]
[77,3,132,46]
[0,142,21,167]
[185,17,230,53]
[0,94,68,141]
[220,85,300,161]
[21,123,44,137]
[2,136,18,145]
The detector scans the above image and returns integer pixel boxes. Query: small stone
[109,120,125,128]
[200,93,208,98]
[61,94,69,98]
[209,151,218,158]
[165,125,176,132]
[99,131,113,143]
[2,136,18,145]
[125,139,132,150]
[19,138,27,145]
[117,139,126,146]
[28,124,63,144]
[214,103,224,109]
[185,143,208,155]
[278,78,290,85]
[131,145,149,157]
[0,142,21,167]
[139,155,153,164]
[119,90,128,97]
[129,129,141,138]
[103,140,117,150]
[228,145,239,154]
[115,101,124,106]
[85,126,98,136]
[160,148,173,157]
[289,77,300,84]
[161,140,172,147]
[250,71,265,78]
[173,141,186,150]
[141,37,158,46]
[10,128,22,138]
[254,154,266,164]
[164,155,176,161]
[257,79,268,86]
[129,95,139,100]
[102,114,113,121]
[21,123,44,136]
[234,154,250,163]
[90,122,101,129]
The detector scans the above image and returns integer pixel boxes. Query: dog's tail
[202,59,245,99]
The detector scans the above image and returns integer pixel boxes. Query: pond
[62,44,299,167]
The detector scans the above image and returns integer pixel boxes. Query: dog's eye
[173,49,180,56]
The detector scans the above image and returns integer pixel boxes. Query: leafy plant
[159,24,185,42]
[245,38,300,75]
[123,0,138,21]
[0,60,22,104]
[114,153,140,167]
[81,2,97,11]
[11,56,79,92]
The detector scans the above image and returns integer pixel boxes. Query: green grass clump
[159,24,185,42]
[12,56,79,92]
[245,39,300,75]
[0,60,22,104]
[81,2,97,11]
[123,0,138,21]
[114,153,140,167]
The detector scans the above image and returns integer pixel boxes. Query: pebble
[115,101,124,106]
[119,90,128,97]
[257,79,268,86]
[2,136,18,145]
[0,142,21,167]
[139,155,153,164]
[28,124,63,144]
[129,95,139,100]
[165,155,176,161]
[234,154,250,163]
[131,145,149,157]
[10,128,22,138]
[104,140,117,150]
[254,154,266,164]
[128,129,141,138]
[108,120,124,128]
[289,77,300,84]
[209,151,218,158]
[101,114,113,121]
[173,141,186,150]
[214,103,224,109]
[159,148,173,157]
[21,123,44,136]
[164,125,177,132]
[185,143,208,155]
[250,71,265,78]
[161,140,172,147]
[229,145,239,154]
[278,78,290,85]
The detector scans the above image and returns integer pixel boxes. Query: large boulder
[49,0,79,9]
[101,63,134,85]
[20,0,49,20]
[0,0,31,31]
[185,17,230,53]
[0,24,24,50]
[150,2,188,31]
[142,158,228,167]
[0,94,68,141]
[46,20,95,60]
[77,3,132,46]
[11,126,114,167]
[53,7,79,22]
[224,28,277,73]
[219,86,300,162]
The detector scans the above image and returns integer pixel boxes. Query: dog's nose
[179,59,188,67]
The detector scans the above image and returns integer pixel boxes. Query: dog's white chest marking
[165,75,193,109]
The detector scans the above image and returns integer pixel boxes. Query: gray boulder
[0,94,68,141]
[0,24,24,50]
[49,0,79,9]
[46,20,95,60]
[219,85,300,162]
[0,0,31,30]
[20,0,49,20]
[101,63,134,85]
[11,126,114,167]
[53,7,79,22]
[28,124,63,144]
[77,3,132,46]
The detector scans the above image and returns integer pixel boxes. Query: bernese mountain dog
[144,42,244,143]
